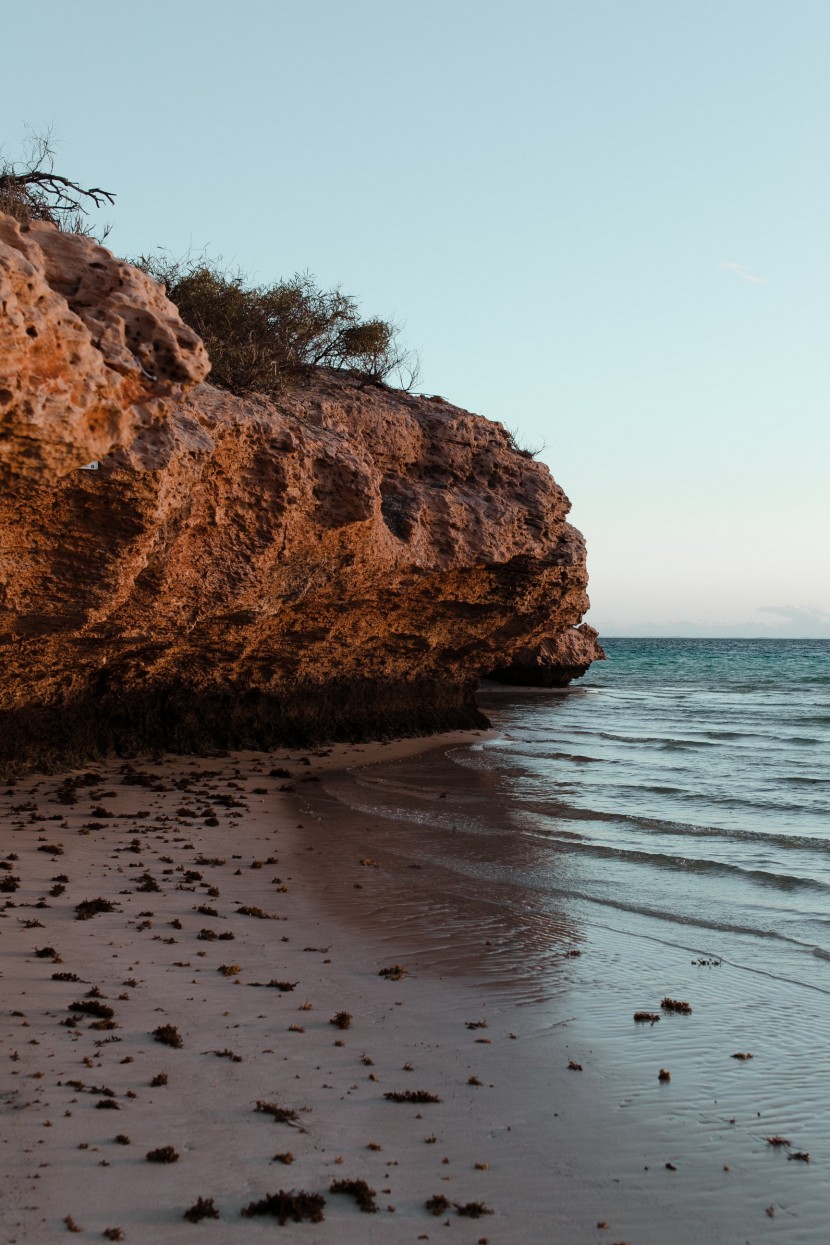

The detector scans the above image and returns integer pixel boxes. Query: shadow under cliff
[0,678,488,778]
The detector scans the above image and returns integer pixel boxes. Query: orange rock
[0,233,600,772]
[0,213,208,487]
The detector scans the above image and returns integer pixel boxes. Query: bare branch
[0,129,115,233]
[0,171,115,209]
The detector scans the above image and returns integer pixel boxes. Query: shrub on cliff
[134,255,419,396]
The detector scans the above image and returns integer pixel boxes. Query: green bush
[135,255,419,396]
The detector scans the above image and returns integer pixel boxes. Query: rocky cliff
[0,215,603,773]
[488,627,604,688]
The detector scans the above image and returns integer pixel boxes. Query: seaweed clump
[210,1048,242,1062]
[240,1190,325,1224]
[384,1090,442,1104]
[329,1178,378,1213]
[68,1000,114,1019]
[183,1196,220,1222]
[152,1024,183,1048]
[146,1146,179,1163]
[424,1194,493,1219]
[660,997,692,1014]
[455,1201,494,1218]
[74,897,117,920]
[256,1101,300,1124]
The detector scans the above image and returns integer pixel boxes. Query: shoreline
[1,731,825,1243]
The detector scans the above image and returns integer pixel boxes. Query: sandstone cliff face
[0,215,209,487]
[0,222,602,772]
[488,625,605,688]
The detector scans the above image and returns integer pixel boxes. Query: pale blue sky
[4,0,829,634]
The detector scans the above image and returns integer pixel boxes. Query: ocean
[477,637,830,986]
[295,638,830,1239]
[303,639,830,993]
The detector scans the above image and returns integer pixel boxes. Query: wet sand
[1,737,825,1243]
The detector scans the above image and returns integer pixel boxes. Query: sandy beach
[2,733,825,1244]
[3,734,554,1245]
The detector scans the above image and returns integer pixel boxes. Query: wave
[521,835,830,894]
[518,781,828,818]
[596,731,717,747]
[699,729,754,739]
[571,892,830,958]
[559,892,830,962]
[331,773,830,893]
[393,826,830,954]
[427,858,830,960]
[659,738,717,751]
[545,751,601,764]
[503,727,825,754]
[514,801,830,854]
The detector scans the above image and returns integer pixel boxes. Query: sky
[3,0,829,635]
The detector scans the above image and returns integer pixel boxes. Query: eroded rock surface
[488,624,605,687]
[0,229,601,772]
[0,214,209,487]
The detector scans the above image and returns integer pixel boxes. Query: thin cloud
[757,605,830,626]
[719,260,766,285]
[596,606,830,638]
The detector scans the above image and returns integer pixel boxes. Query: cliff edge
[0,217,603,772]
[0,215,209,487]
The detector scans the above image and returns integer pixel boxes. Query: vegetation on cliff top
[2,130,417,395]
[133,254,419,396]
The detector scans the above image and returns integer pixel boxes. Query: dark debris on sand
[241,1190,326,1224]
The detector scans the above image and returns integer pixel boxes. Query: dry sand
[1,737,821,1244]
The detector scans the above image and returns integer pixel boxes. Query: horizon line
[597,633,830,640]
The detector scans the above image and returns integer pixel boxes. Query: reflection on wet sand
[294,744,583,1002]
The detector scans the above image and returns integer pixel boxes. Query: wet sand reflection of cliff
[294,745,583,1002]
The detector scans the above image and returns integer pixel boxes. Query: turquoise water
[472,638,830,983]
[305,639,830,991]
